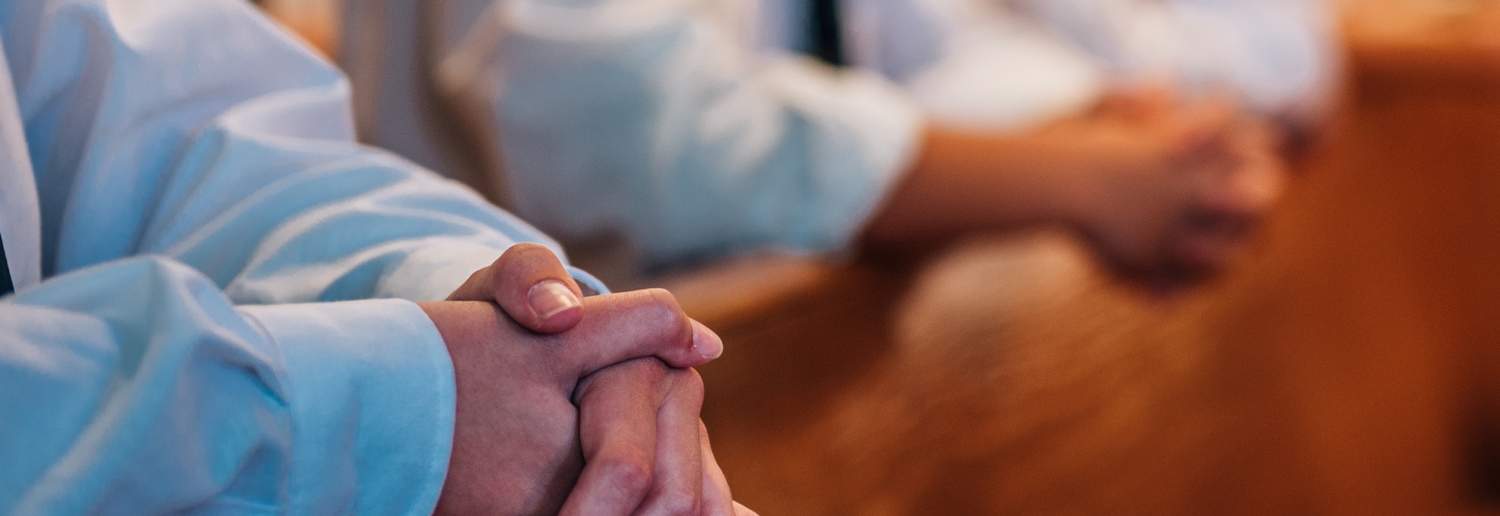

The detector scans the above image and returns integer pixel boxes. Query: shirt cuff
[240,299,454,516]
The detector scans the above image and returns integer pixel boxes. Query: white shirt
[1007,0,1341,121]
[340,0,1103,281]
[0,0,599,513]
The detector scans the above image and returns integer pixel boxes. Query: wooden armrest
[648,253,842,330]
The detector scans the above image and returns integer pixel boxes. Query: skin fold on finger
[562,358,670,516]
[697,421,738,516]
[549,289,722,381]
[632,368,706,516]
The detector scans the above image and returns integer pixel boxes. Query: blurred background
[262,0,1500,514]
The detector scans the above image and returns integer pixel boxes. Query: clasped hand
[1081,86,1287,287]
[420,244,755,515]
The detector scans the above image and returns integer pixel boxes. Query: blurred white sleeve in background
[1006,0,1342,124]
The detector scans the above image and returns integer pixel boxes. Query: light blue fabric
[0,0,587,513]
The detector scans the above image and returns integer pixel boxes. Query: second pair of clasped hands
[418,243,757,515]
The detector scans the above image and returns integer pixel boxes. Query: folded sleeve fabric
[14,0,561,303]
[1,258,453,515]
[0,0,586,512]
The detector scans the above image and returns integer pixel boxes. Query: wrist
[1045,123,1169,235]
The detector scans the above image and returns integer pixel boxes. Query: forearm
[862,121,1136,248]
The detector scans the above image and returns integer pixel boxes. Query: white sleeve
[844,0,1105,131]
[433,0,926,267]
[10,0,578,304]
[1008,0,1339,119]
[0,257,453,515]
[1004,0,1149,72]
[1163,0,1340,121]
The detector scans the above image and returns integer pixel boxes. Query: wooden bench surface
[256,1,1500,512]
[671,4,1500,514]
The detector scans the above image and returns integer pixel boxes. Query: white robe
[339,0,1103,279]
[0,0,600,513]
[1006,0,1341,121]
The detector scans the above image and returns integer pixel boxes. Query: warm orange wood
[681,5,1500,515]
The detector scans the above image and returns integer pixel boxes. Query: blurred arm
[429,0,925,267]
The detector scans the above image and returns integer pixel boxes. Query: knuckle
[674,368,705,402]
[507,241,552,255]
[678,373,705,408]
[641,288,691,341]
[642,288,685,315]
[641,357,671,379]
[496,242,532,264]
[595,455,653,496]
[499,242,559,271]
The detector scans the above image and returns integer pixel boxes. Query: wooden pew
[259,1,1500,512]
[677,3,1500,514]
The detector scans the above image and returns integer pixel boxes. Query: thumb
[449,243,584,334]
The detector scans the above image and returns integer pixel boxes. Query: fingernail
[692,320,724,360]
[529,280,581,320]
